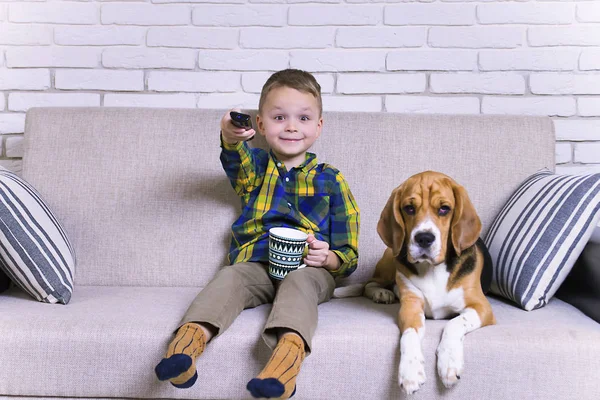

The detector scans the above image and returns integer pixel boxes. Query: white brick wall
[0,0,598,184]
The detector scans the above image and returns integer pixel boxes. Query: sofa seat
[1,286,599,400]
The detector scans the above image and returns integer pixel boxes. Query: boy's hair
[258,69,322,116]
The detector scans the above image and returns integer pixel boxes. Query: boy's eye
[274,115,284,121]
[300,115,310,121]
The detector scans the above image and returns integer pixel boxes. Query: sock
[247,333,306,399]
[155,322,206,388]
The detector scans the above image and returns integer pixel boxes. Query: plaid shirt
[220,137,360,278]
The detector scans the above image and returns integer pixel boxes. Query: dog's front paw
[364,286,396,304]
[399,347,426,395]
[436,339,464,388]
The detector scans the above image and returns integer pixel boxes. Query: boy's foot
[247,332,306,399]
[155,322,206,388]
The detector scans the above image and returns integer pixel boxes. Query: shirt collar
[270,151,318,172]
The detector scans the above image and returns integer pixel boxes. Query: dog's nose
[415,232,435,249]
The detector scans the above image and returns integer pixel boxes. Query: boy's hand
[221,108,256,144]
[304,234,341,271]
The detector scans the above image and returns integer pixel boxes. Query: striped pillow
[0,168,75,304]
[485,170,600,311]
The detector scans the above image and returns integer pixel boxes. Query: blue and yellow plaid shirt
[220,137,360,278]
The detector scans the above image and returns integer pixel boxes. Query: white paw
[436,339,464,388]
[367,287,396,304]
[399,347,426,394]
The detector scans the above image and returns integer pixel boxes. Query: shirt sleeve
[328,171,360,278]
[219,133,263,196]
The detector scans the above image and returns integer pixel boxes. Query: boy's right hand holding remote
[221,109,256,144]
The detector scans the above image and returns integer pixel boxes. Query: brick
[103,48,196,69]
[0,95,4,111]
[55,70,144,91]
[530,74,600,95]
[55,26,146,46]
[0,4,5,21]
[555,143,572,164]
[429,27,523,48]
[9,93,100,112]
[321,96,382,112]
[580,49,600,71]
[5,135,23,158]
[290,5,381,26]
[0,69,50,90]
[290,50,386,72]
[197,93,260,110]
[579,98,600,117]
[482,97,576,117]
[193,5,286,27]
[337,73,426,94]
[199,50,288,71]
[241,27,335,49]
[387,50,476,71]
[242,72,334,94]
[0,113,26,134]
[102,3,189,26]
[9,2,97,24]
[574,143,600,164]
[148,71,240,92]
[529,27,600,46]
[148,27,238,49]
[477,3,574,25]
[431,73,525,94]
[554,120,600,141]
[6,47,99,68]
[0,160,22,175]
[104,94,197,109]
[479,50,578,71]
[577,2,600,22]
[157,0,245,2]
[385,95,480,114]
[337,27,426,48]
[385,4,475,26]
[0,25,52,45]
[556,164,600,175]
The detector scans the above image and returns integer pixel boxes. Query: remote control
[230,111,252,130]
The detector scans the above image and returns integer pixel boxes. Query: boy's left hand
[304,234,340,271]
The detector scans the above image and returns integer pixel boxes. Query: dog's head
[377,171,481,265]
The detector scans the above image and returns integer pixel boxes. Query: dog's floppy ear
[377,186,405,257]
[450,182,481,256]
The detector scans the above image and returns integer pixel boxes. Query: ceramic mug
[268,227,309,280]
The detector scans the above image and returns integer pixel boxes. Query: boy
[155,69,360,399]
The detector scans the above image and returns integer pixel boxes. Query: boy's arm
[220,135,264,196]
[327,172,360,278]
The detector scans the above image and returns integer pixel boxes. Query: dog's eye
[439,205,451,216]
[403,205,415,215]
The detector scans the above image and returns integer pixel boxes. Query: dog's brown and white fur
[367,171,495,394]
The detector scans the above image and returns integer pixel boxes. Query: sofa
[1,107,599,400]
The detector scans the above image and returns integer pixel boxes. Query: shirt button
[285,177,290,182]
[287,202,292,208]
[277,162,282,167]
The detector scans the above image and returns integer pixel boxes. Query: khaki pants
[180,262,335,354]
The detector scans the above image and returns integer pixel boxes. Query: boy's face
[256,86,323,169]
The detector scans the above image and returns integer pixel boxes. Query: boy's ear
[255,114,265,136]
[317,117,323,138]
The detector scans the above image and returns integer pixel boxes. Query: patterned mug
[268,227,309,280]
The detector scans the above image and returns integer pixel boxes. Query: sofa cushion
[0,286,599,400]
[485,169,600,311]
[0,168,75,304]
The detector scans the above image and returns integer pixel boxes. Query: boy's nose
[285,120,298,132]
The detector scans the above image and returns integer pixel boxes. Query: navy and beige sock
[155,322,206,388]
[247,332,306,399]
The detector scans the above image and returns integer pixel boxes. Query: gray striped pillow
[485,170,600,311]
[0,168,75,304]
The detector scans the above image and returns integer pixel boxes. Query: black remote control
[230,111,252,130]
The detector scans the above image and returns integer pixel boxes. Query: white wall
[1,0,599,175]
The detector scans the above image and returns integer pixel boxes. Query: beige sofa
[0,107,599,399]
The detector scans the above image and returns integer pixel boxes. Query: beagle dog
[366,171,495,394]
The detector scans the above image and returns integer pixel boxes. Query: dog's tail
[332,283,365,298]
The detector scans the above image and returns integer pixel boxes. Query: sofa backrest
[23,108,554,286]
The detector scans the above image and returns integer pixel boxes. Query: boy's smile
[256,86,323,170]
